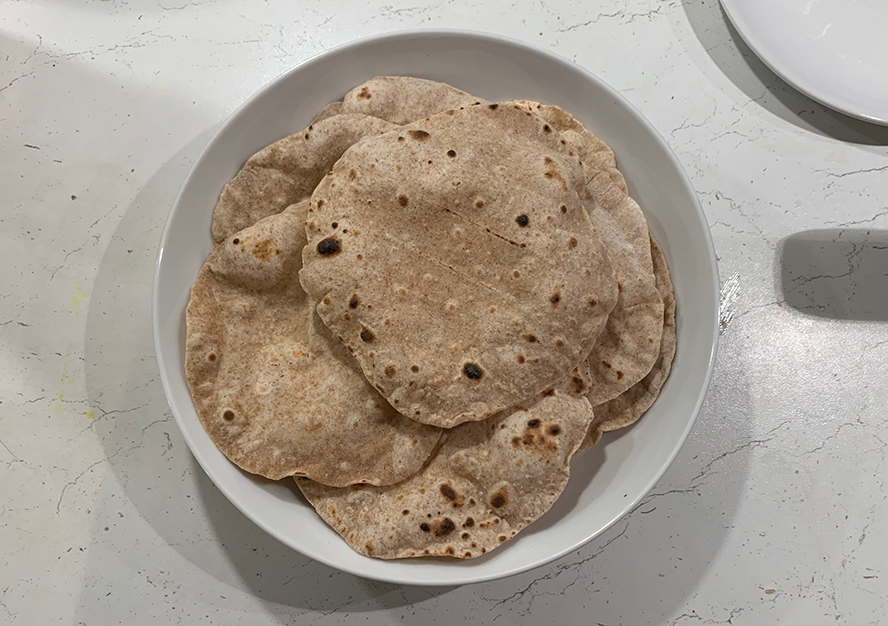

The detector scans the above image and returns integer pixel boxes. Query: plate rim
[719,0,888,126]
[152,28,720,585]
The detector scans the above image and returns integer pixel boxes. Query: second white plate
[721,0,888,125]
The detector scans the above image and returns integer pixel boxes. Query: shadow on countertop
[679,0,888,147]
[780,229,888,321]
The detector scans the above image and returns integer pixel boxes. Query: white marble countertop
[3,1,888,624]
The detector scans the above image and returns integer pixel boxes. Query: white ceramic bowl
[721,0,888,125]
[153,30,719,586]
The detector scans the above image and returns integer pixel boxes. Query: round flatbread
[186,201,441,486]
[521,102,664,405]
[300,102,618,428]
[297,370,595,559]
[338,75,484,125]
[582,236,676,449]
[211,114,398,242]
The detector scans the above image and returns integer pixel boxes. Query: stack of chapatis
[185,76,677,560]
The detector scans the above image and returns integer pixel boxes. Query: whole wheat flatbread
[338,76,484,125]
[520,102,664,405]
[582,236,676,449]
[300,102,618,428]
[186,201,441,486]
[188,78,677,558]
[297,368,595,559]
[211,114,398,242]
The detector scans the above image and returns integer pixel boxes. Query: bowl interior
[154,30,718,586]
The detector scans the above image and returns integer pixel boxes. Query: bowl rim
[152,28,720,585]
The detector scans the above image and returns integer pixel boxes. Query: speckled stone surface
[2,1,888,624]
